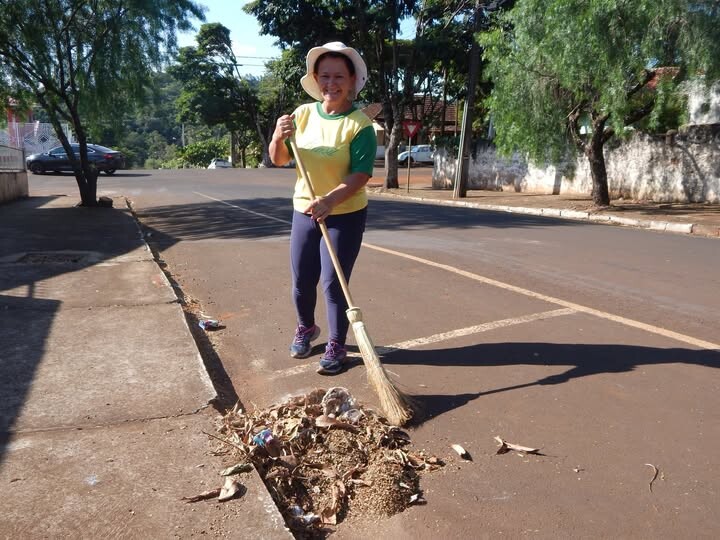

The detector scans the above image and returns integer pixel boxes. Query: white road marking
[269,309,575,380]
[364,243,720,351]
[193,190,719,353]
[194,191,291,225]
[377,308,576,352]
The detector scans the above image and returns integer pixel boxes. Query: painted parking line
[194,191,292,225]
[364,243,720,352]
[194,190,719,353]
[377,308,576,352]
[269,308,576,380]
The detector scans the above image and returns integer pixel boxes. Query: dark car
[26,143,126,175]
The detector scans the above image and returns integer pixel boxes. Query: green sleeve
[350,125,377,175]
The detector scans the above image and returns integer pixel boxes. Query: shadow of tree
[136,195,582,248]
[373,342,719,425]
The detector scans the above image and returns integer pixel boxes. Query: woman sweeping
[269,41,377,375]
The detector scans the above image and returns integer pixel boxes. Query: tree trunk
[75,167,99,206]
[440,66,448,138]
[70,119,98,206]
[455,0,483,199]
[584,133,610,206]
[230,131,239,166]
[384,121,402,189]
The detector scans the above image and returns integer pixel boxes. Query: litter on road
[494,436,542,455]
[209,387,441,537]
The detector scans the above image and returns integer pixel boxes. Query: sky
[177,1,281,77]
[177,1,416,78]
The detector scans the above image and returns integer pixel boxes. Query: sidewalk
[0,194,291,539]
[369,168,720,238]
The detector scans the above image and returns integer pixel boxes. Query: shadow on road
[136,196,581,247]
[375,342,720,425]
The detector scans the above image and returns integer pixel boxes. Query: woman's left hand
[305,196,333,222]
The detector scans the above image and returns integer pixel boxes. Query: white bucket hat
[300,41,368,102]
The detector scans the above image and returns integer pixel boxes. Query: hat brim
[301,42,368,102]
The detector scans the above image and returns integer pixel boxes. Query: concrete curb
[122,197,293,539]
[371,192,719,238]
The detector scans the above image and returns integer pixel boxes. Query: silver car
[207,158,232,169]
[398,144,434,166]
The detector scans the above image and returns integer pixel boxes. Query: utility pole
[454,0,483,199]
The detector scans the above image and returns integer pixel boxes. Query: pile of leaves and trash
[213,387,442,538]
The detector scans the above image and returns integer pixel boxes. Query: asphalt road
[32,169,720,539]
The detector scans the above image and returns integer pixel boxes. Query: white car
[398,144,434,166]
[207,158,232,169]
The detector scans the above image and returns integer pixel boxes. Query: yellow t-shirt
[290,102,377,215]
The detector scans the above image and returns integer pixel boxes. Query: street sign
[402,120,421,139]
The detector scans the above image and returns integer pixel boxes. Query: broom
[289,137,413,426]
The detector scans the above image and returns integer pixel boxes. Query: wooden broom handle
[289,137,356,309]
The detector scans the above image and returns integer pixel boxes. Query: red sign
[402,120,421,139]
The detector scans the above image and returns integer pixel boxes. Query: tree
[170,23,269,166]
[0,0,204,205]
[481,0,720,206]
[178,139,229,168]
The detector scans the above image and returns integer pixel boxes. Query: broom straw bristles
[349,310,413,426]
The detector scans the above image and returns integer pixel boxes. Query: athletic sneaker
[289,324,320,358]
[317,340,348,375]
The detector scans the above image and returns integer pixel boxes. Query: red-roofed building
[361,96,461,148]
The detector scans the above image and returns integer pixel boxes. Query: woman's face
[314,56,356,109]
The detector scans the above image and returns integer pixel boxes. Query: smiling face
[313,54,356,113]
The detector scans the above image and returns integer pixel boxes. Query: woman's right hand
[272,114,295,142]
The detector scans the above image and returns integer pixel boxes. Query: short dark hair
[313,51,355,76]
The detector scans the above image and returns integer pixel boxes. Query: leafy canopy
[0,0,204,203]
[480,0,720,163]
[0,0,205,132]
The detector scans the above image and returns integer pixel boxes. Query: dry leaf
[494,436,541,455]
[315,414,358,432]
[341,465,366,482]
[305,388,326,406]
[265,467,290,480]
[181,488,221,503]
[220,462,253,476]
[645,463,659,493]
[349,478,373,487]
[451,444,471,460]
[218,477,243,502]
[320,480,346,525]
[278,455,299,470]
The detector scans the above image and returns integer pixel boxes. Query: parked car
[207,158,232,169]
[25,143,125,175]
[398,144,434,166]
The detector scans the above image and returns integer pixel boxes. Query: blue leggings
[290,208,367,345]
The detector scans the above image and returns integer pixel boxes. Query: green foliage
[0,0,205,203]
[177,139,230,168]
[480,0,720,164]
[169,24,258,133]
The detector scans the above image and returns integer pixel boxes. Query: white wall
[686,80,720,126]
[0,171,29,203]
[433,125,720,203]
